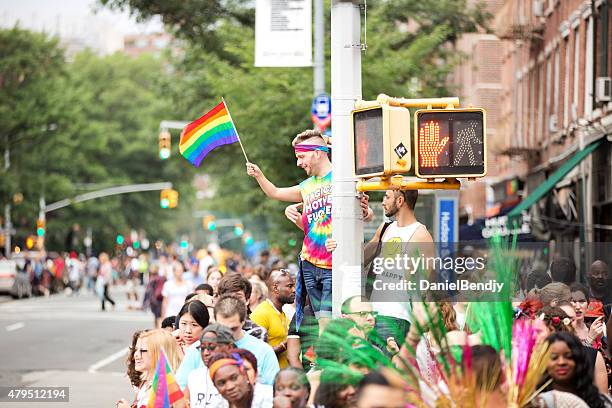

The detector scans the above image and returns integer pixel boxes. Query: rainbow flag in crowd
[179,100,239,167]
[147,349,183,408]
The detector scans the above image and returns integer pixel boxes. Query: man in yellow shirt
[250,269,295,368]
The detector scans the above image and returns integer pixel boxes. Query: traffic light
[203,215,216,231]
[36,218,46,237]
[168,189,179,208]
[160,189,178,208]
[160,189,170,208]
[351,104,411,178]
[116,234,125,245]
[26,236,35,249]
[414,108,486,178]
[159,130,171,160]
[233,223,244,236]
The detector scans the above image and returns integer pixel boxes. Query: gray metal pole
[331,0,362,316]
[313,0,325,95]
[4,203,10,258]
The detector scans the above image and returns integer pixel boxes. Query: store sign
[482,213,531,239]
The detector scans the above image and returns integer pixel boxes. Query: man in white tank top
[366,189,434,354]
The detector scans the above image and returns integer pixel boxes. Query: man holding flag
[247,129,373,330]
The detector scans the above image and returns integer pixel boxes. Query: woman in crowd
[538,305,608,392]
[209,352,273,408]
[570,283,606,347]
[116,329,184,408]
[249,280,268,312]
[177,299,210,354]
[273,367,311,408]
[543,332,612,407]
[231,348,259,386]
[126,329,147,391]
[161,261,193,320]
[312,372,356,408]
[207,268,223,296]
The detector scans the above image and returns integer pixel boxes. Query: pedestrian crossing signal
[414,108,486,178]
[351,104,411,178]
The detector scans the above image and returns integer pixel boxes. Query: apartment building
[495,0,611,268]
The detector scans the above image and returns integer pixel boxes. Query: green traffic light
[207,222,216,231]
[36,227,45,237]
[180,240,188,249]
[160,198,170,208]
[159,148,171,160]
[133,241,140,249]
[116,234,124,245]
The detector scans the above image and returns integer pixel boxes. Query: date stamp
[0,387,69,402]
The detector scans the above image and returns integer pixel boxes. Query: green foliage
[3,0,491,253]
[1,28,195,253]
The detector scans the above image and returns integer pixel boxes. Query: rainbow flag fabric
[147,349,183,408]
[179,100,239,167]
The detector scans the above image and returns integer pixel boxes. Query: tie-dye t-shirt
[299,171,332,269]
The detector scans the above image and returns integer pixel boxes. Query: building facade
[453,0,612,273]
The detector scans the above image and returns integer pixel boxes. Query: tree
[94,0,491,251]
[1,27,197,253]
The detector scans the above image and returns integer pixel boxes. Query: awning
[507,140,603,218]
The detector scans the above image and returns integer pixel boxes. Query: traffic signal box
[351,101,486,182]
[351,105,411,178]
[160,189,179,209]
[159,130,171,160]
[36,218,46,236]
[414,108,486,178]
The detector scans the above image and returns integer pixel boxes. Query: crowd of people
[111,248,611,408]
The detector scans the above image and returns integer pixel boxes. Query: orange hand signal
[419,121,449,167]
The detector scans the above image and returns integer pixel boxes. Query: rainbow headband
[209,358,242,380]
[294,144,330,153]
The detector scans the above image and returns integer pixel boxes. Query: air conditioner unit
[595,77,611,102]
[548,114,558,132]
[533,0,544,17]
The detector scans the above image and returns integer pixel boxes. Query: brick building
[484,0,611,272]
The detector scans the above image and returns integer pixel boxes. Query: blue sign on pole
[311,93,332,131]
[434,192,459,288]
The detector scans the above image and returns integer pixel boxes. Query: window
[573,27,580,121]
[563,38,570,128]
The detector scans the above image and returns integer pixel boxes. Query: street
[0,286,151,407]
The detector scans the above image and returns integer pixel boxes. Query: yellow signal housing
[351,104,412,179]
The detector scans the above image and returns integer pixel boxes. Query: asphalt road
[0,285,153,407]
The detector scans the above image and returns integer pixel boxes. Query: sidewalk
[2,370,134,407]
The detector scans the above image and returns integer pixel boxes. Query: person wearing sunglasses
[184,324,235,408]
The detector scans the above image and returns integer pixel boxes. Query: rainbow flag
[179,100,239,167]
[147,349,183,408]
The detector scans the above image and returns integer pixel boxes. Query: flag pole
[222,97,249,163]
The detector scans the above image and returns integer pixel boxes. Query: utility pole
[4,137,11,258]
[313,0,325,95]
[330,0,363,316]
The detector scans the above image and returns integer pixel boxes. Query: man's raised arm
[246,162,302,202]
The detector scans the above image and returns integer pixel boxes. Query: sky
[0,0,163,53]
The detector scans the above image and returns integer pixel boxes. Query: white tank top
[371,221,425,321]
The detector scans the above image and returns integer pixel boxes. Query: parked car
[0,258,32,299]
